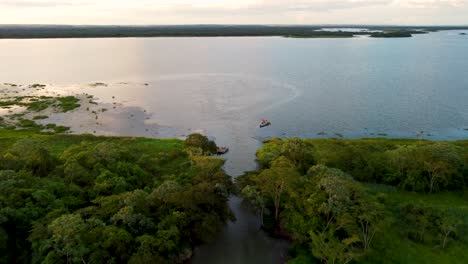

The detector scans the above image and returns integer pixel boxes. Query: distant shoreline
[1,25,467,39]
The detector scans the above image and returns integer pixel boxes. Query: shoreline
[1,82,467,143]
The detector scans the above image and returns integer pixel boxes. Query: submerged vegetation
[56,96,81,112]
[239,138,468,263]
[0,130,232,263]
[0,95,80,113]
[0,95,80,132]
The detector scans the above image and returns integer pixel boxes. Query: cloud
[395,0,467,8]
[2,0,464,12]
[134,0,393,17]
[1,0,467,25]
[0,0,90,8]
[253,0,392,12]
[148,0,392,12]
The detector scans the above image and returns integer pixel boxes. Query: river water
[1,30,467,263]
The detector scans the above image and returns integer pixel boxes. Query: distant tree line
[1,25,465,39]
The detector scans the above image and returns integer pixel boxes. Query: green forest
[0,130,233,263]
[239,138,468,263]
[1,129,467,263]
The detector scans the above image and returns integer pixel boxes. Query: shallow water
[1,30,467,263]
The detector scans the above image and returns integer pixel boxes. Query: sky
[0,0,467,25]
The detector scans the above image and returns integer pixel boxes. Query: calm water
[1,30,467,263]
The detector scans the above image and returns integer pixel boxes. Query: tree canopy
[240,138,468,263]
[0,130,232,263]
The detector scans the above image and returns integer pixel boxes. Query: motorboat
[259,119,271,128]
[217,147,229,155]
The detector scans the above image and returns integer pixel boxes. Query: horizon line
[1,23,468,27]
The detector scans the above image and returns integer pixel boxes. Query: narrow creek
[192,137,290,264]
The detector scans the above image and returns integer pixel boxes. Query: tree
[387,143,464,193]
[241,185,268,226]
[281,138,314,173]
[0,131,233,264]
[437,210,462,249]
[420,144,462,193]
[256,138,283,168]
[253,157,299,222]
[310,229,360,264]
[304,165,384,262]
[354,197,384,251]
[48,214,89,263]
[184,133,217,155]
[4,140,57,177]
[400,203,434,243]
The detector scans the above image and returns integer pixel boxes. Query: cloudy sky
[1,0,467,25]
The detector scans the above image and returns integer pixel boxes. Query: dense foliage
[184,133,217,155]
[0,130,232,263]
[257,138,467,193]
[240,138,468,263]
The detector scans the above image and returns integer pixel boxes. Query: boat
[259,119,271,128]
[217,147,229,155]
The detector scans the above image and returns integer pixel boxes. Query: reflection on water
[75,75,300,176]
[193,197,289,264]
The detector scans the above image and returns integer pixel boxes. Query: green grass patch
[0,101,17,107]
[26,99,54,111]
[89,82,108,87]
[32,115,49,120]
[29,84,46,88]
[0,128,184,156]
[56,96,80,112]
[52,125,70,133]
[1,96,82,113]
[360,186,468,264]
[17,118,45,131]
[7,113,25,119]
